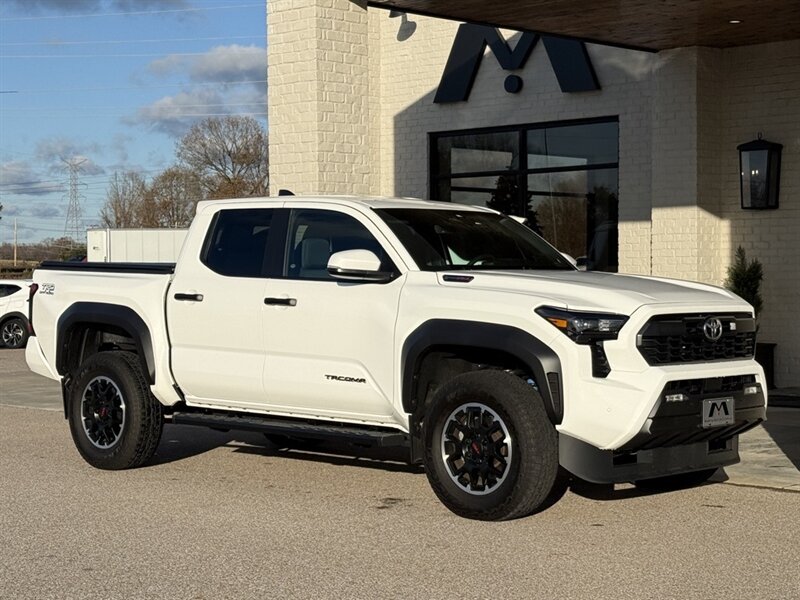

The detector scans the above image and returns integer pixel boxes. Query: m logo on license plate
[702,398,735,428]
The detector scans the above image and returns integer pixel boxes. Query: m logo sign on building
[435,24,600,104]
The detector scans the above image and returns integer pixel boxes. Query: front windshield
[374,208,575,271]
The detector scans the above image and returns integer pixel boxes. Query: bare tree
[176,116,269,199]
[99,171,148,228]
[148,167,204,228]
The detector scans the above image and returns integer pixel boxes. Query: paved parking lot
[2,347,800,599]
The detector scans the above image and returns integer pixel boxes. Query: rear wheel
[1,317,29,349]
[422,370,558,521]
[68,351,163,470]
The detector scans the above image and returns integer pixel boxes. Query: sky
[0,0,267,244]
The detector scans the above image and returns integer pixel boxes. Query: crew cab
[25,196,767,520]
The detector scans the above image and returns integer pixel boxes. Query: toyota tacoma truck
[25,196,767,520]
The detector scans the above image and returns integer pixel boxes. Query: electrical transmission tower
[62,157,87,243]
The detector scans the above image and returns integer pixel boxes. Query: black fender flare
[56,302,156,383]
[401,319,564,425]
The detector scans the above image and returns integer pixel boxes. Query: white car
[24,197,767,520]
[0,279,32,349]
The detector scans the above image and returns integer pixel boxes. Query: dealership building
[266,1,800,387]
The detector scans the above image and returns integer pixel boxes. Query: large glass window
[431,118,619,271]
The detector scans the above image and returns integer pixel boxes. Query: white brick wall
[267,5,800,386]
[716,40,800,386]
[268,0,372,195]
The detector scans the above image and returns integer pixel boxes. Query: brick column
[649,47,724,282]
[267,0,374,196]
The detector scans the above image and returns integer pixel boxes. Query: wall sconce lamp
[738,134,782,209]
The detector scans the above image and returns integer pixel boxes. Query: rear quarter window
[0,285,22,298]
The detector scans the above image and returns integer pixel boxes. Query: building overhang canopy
[368,0,800,50]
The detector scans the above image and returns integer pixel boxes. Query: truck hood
[437,270,748,315]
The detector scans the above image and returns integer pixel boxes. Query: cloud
[2,205,22,217]
[4,0,187,13]
[111,1,187,10]
[133,45,267,137]
[128,88,227,137]
[149,44,267,84]
[29,204,63,218]
[110,133,132,166]
[4,0,100,12]
[0,161,57,196]
[190,45,267,82]
[34,138,105,177]
[129,84,266,137]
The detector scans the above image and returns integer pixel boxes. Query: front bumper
[558,375,766,483]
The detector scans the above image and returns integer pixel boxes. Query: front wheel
[68,351,163,470]
[1,317,29,349]
[423,370,558,521]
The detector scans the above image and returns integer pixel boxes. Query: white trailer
[87,228,188,263]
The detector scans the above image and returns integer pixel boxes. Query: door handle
[264,297,297,307]
[174,293,204,302]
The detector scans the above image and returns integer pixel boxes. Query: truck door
[260,206,404,423]
[167,207,281,408]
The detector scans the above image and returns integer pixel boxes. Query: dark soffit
[368,0,800,51]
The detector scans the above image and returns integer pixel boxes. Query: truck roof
[195,195,496,213]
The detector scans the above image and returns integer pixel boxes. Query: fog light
[665,393,689,403]
[744,385,759,395]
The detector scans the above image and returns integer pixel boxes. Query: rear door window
[201,209,276,278]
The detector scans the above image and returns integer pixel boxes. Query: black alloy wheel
[80,376,127,449]
[440,403,513,495]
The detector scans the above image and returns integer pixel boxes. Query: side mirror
[560,252,579,268]
[327,249,396,283]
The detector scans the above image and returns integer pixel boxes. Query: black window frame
[200,208,285,279]
[429,116,619,271]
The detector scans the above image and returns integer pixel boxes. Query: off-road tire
[1,317,29,349]
[422,370,558,521]
[634,468,718,491]
[68,351,163,470]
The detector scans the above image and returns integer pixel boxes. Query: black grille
[638,313,756,365]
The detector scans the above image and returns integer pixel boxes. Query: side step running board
[171,411,409,448]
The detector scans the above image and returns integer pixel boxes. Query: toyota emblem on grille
[703,317,723,342]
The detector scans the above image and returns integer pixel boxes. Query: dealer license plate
[702,397,735,428]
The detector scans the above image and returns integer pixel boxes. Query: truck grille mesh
[637,313,756,365]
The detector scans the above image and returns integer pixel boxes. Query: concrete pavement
[2,346,800,599]
[3,347,798,492]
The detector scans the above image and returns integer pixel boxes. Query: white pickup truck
[26,196,767,520]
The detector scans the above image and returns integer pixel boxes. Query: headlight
[535,306,628,344]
